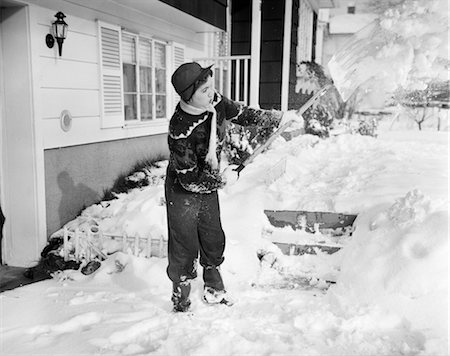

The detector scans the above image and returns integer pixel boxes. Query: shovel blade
[264,209,357,234]
[328,19,394,102]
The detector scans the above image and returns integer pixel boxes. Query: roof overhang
[7,0,222,33]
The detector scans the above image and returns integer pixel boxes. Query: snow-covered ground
[1,116,448,355]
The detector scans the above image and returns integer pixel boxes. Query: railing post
[250,0,261,107]
[235,59,240,102]
[226,59,232,99]
[219,60,224,95]
[281,0,293,111]
[193,55,252,106]
[244,59,249,105]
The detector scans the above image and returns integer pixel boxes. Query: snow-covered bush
[224,118,280,165]
[296,61,344,138]
[356,117,378,137]
[102,157,167,201]
[304,104,334,138]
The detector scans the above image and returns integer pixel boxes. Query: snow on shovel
[328,19,411,103]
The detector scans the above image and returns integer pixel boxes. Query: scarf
[179,100,218,170]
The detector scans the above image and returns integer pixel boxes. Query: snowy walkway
[1,258,424,356]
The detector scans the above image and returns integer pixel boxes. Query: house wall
[231,0,252,55]
[230,0,252,103]
[1,1,218,265]
[26,5,215,238]
[260,0,285,110]
[44,134,167,236]
[29,5,206,151]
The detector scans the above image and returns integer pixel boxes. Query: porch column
[250,0,261,107]
[281,0,293,111]
[315,21,326,65]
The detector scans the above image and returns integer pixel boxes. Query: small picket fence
[62,225,167,263]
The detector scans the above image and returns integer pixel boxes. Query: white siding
[39,57,99,89]
[40,88,99,118]
[29,5,215,149]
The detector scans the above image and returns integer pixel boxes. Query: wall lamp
[45,12,68,56]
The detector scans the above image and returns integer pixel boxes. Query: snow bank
[330,189,449,354]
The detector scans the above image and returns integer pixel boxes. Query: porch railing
[194,55,251,106]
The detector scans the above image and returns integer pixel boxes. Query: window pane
[122,33,136,63]
[139,66,152,93]
[139,38,152,66]
[156,95,166,118]
[123,63,136,92]
[155,68,166,93]
[140,94,153,121]
[154,42,166,68]
[124,94,137,121]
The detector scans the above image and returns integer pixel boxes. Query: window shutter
[98,21,124,128]
[171,42,185,107]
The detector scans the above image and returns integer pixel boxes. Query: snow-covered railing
[194,55,251,105]
[62,226,167,263]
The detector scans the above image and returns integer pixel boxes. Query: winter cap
[171,62,213,101]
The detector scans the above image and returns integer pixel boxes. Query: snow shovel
[327,19,396,102]
[264,210,357,256]
[233,83,332,175]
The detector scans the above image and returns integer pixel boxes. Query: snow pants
[165,173,225,292]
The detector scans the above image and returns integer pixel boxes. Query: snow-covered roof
[329,13,377,34]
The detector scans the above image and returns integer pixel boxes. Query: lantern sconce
[45,11,68,56]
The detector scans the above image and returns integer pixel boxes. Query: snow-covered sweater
[167,92,283,193]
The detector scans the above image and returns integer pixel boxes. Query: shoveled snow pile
[2,123,447,355]
[328,0,449,105]
[331,189,448,353]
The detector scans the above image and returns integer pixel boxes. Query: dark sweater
[166,93,282,193]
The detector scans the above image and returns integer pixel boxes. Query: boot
[203,265,224,291]
[203,286,234,306]
[171,281,191,312]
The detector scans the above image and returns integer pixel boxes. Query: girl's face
[189,75,214,109]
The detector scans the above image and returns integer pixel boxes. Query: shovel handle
[236,84,331,174]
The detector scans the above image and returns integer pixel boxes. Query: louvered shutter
[98,21,124,128]
[171,43,185,107]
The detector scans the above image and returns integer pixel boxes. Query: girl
[166,62,301,312]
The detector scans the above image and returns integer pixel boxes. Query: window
[122,32,167,122]
[98,21,183,129]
